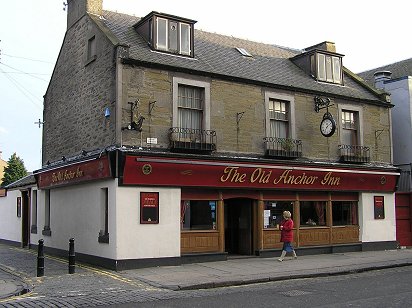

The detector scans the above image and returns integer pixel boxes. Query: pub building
[10,0,399,270]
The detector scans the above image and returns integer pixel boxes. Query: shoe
[277,258,283,262]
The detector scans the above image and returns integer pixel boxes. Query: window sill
[42,228,52,236]
[98,232,109,244]
[31,225,37,234]
[85,55,97,67]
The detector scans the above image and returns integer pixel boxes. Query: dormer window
[135,12,196,57]
[312,52,342,84]
[291,42,344,85]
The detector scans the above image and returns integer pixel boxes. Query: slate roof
[358,57,412,86]
[100,10,384,104]
[5,174,35,190]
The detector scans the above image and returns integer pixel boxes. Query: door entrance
[224,198,253,255]
[21,190,30,247]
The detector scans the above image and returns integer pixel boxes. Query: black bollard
[37,239,44,277]
[68,238,75,274]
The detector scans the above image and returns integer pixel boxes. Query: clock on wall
[320,112,336,137]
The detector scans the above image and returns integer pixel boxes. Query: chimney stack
[67,0,103,29]
[373,71,392,89]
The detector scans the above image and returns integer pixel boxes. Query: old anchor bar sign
[37,156,112,189]
[122,156,398,192]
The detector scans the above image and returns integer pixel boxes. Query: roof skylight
[235,47,253,57]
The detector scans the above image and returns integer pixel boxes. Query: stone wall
[43,14,116,164]
[120,67,392,164]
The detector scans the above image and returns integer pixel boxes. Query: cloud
[0,127,8,134]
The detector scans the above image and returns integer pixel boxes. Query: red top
[280,219,294,242]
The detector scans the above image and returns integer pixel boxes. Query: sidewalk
[1,243,412,300]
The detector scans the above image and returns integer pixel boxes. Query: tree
[1,153,28,187]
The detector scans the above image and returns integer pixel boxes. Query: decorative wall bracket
[122,100,145,131]
[314,96,333,113]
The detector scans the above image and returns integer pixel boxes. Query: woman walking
[278,210,297,262]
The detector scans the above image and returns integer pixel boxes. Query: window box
[338,144,370,163]
[170,127,216,153]
[264,137,302,159]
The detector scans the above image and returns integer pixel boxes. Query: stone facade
[119,66,392,164]
[43,14,116,164]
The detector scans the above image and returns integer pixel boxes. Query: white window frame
[172,77,210,130]
[156,17,168,50]
[179,23,191,55]
[338,104,364,146]
[316,53,342,84]
[264,92,295,139]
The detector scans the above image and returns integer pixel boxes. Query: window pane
[157,18,167,50]
[178,85,204,130]
[300,201,327,226]
[180,23,190,55]
[181,200,217,230]
[332,201,358,226]
[87,36,96,59]
[168,21,178,52]
[270,119,287,138]
[264,201,294,229]
[342,110,358,145]
[269,100,288,138]
[317,53,326,81]
[332,57,341,83]
[326,56,333,82]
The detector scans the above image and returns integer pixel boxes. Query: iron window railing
[169,127,216,153]
[338,144,370,163]
[264,137,302,159]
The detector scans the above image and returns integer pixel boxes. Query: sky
[0,0,410,172]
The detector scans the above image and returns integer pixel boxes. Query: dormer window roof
[291,41,344,85]
[134,11,197,57]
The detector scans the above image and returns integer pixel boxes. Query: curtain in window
[181,201,189,227]
[351,202,358,225]
[342,111,358,145]
[270,120,287,138]
[315,201,325,225]
[178,86,203,130]
[269,100,288,138]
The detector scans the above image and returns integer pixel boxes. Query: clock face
[320,117,336,137]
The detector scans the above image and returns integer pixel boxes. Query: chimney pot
[373,70,392,89]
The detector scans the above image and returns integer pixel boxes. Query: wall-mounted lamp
[104,107,111,118]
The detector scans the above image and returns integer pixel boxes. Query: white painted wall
[116,186,181,260]
[32,179,117,259]
[0,190,22,243]
[358,192,396,242]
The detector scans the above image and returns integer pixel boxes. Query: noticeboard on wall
[17,197,21,217]
[140,192,159,224]
[374,196,385,219]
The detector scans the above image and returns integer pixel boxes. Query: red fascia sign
[37,156,112,189]
[123,156,399,192]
